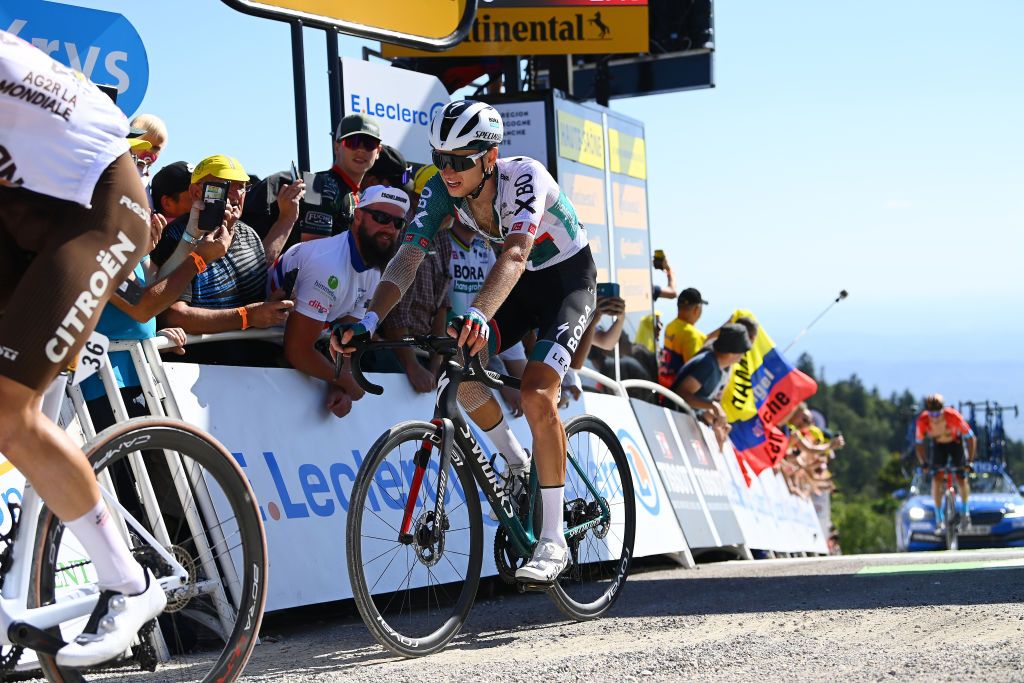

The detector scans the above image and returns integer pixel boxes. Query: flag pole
[782,290,848,354]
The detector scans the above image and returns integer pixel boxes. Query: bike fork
[399,419,454,544]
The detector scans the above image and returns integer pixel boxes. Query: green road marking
[856,558,1024,576]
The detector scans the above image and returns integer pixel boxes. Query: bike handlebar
[333,334,508,395]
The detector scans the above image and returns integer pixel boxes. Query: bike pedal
[516,581,553,593]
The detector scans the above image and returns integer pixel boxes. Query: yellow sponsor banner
[383,6,648,57]
[563,171,606,224]
[559,111,605,169]
[616,267,653,313]
[234,0,468,39]
[612,181,647,230]
[609,128,647,179]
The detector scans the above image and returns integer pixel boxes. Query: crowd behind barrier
[9,330,831,612]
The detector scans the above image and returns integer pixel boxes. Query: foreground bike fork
[399,418,454,544]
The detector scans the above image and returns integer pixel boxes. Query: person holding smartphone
[337,100,597,584]
[651,249,677,301]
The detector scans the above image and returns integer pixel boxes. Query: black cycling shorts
[929,440,966,472]
[491,245,597,379]
[0,153,149,392]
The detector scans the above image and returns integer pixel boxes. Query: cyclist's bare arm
[469,233,532,319]
[336,243,426,349]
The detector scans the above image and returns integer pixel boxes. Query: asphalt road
[242,548,1024,682]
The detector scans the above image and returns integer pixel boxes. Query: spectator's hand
[194,222,234,264]
[500,386,524,417]
[335,370,366,402]
[404,362,436,394]
[710,400,726,423]
[149,211,167,250]
[326,384,352,418]
[157,327,187,355]
[596,295,626,316]
[276,178,306,225]
[829,434,846,450]
[247,300,294,328]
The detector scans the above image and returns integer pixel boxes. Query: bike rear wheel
[550,415,636,620]
[347,421,483,657]
[30,417,268,683]
[943,488,959,551]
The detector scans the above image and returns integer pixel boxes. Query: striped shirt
[152,217,267,308]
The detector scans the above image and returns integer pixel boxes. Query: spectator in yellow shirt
[658,287,707,388]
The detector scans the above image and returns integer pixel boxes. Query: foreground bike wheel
[347,421,483,657]
[31,417,268,683]
[550,415,636,620]
[944,488,958,551]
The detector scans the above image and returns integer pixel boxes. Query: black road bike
[341,336,636,657]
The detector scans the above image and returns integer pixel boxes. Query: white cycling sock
[65,498,146,594]
[485,416,529,470]
[540,485,567,548]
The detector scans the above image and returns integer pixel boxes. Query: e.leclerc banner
[1,0,149,116]
[721,310,818,482]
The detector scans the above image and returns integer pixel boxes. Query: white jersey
[0,31,129,207]
[413,156,588,271]
[269,231,379,323]
[448,231,496,317]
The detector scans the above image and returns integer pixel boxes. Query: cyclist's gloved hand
[963,461,974,473]
[448,307,490,356]
[330,311,378,359]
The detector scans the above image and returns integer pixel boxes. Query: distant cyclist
[915,393,977,530]
[0,32,167,666]
[337,100,595,584]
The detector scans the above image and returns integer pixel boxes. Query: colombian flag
[721,310,818,483]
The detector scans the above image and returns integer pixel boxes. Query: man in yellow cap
[149,155,303,364]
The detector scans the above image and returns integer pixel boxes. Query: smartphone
[198,180,229,230]
[653,249,665,269]
[289,160,299,183]
[596,282,620,298]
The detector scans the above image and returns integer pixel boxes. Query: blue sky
[15,0,1022,431]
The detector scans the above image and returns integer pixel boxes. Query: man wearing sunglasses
[297,113,383,242]
[272,185,410,418]
[915,393,977,531]
[337,100,596,584]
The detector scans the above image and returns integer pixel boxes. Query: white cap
[358,185,410,214]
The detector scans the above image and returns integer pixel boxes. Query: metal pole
[290,20,311,172]
[326,28,342,142]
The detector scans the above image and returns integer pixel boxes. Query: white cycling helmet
[429,100,503,152]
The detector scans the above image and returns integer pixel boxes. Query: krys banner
[1,0,149,116]
[721,310,818,483]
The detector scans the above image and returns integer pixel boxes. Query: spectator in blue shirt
[671,323,751,426]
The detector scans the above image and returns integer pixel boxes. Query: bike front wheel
[550,414,636,621]
[943,488,959,551]
[30,417,268,683]
[347,421,483,657]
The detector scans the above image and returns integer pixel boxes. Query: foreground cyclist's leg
[463,388,530,471]
[516,359,573,582]
[0,155,165,667]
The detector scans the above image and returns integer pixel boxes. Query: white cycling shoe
[56,569,167,669]
[516,538,570,583]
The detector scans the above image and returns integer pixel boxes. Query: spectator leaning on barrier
[151,154,302,364]
[671,323,752,428]
[150,161,194,220]
[296,113,382,241]
[658,287,708,388]
[271,185,409,417]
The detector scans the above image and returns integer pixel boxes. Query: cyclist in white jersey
[0,31,166,667]
[338,100,598,582]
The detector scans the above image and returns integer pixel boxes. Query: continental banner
[721,310,818,482]
[382,1,648,58]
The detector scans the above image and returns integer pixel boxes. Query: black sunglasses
[341,134,381,152]
[431,149,487,173]
[362,208,406,231]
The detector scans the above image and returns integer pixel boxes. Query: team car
[895,460,1024,551]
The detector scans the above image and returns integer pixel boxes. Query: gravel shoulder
[242,548,1024,682]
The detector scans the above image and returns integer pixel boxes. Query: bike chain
[0,501,24,677]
